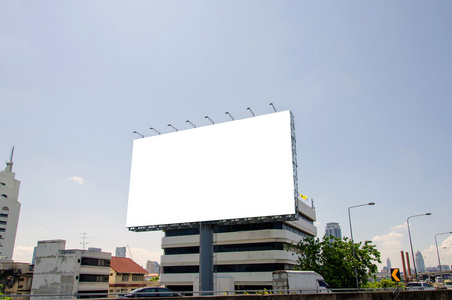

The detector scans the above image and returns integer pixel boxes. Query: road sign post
[391,268,401,294]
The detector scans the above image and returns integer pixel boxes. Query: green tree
[287,235,381,289]
[0,284,12,300]
[364,278,403,290]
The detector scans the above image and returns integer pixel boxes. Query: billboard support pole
[199,223,214,295]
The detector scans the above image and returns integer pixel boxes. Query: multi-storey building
[109,256,148,295]
[146,260,159,274]
[324,222,341,239]
[415,251,426,273]
[115,247,127,258]
[160,199,316,292]
[0,152,21,260]
[31,240,111,299]
[0,261,33,299]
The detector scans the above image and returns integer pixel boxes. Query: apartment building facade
[0,261,33,299]
[31,240,111,299]
[160,199,316,292]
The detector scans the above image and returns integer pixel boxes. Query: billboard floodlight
[167,124,178,132]
[205,116,214,124]
[247,107,255,117]
[149,127,161,135]
[225,112,234,120]
[186,120,196,128]
[269,103,277,112]
[132,131,144,138]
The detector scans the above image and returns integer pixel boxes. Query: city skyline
[1,1,452,271]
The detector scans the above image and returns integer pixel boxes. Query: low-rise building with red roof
[109,256,148,296]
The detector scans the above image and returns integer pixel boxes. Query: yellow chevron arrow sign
[391,268,401,282]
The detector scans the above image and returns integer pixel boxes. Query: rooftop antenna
[167,124,178,132]
[133,131,144,138]
[205,116,214,124]
[10,146,14,163]
[225,112,234,120]
[80,233,89,250]
[149,127,161,135]
[247,107,255,117]
[269,103,277,112]
[186,120,196,128]
[6,146,14,172]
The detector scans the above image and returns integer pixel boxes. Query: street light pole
[348,202,375,291]
[435,231,452,281]
[407,213,431,281]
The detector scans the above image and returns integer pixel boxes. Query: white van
[272,270,331,293]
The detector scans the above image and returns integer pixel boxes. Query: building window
[164,222,286,237]
[1,207,8,212]
[78,290,108,299]
[164,242,285,255]
[132,274,144,281]
[0,221,6,225]
[0,213,7,218]
[81,257,110,267]
[79,274,109,282]
[163,263,291,274]
[0,182,6,186]
[0,195,7,199]
[0,229,5,232]
[122,274,129,282]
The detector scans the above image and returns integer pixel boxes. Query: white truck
[272,270,331,293]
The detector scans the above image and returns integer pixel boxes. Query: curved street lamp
[407,213,431,281]
[435,231,452,281]
[348,202,375,290]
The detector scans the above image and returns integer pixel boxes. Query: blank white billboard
[126,110,297,228]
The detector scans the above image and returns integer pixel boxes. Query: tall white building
[415,251,425,273]
[0,150,21,260]
[160,199,317,292]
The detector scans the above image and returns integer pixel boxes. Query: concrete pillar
[199,223,214,295]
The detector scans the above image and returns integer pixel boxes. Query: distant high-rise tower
[0,148,21,260]
[387,258,392,271]
[116,247,127,258]
[415,251,426,273]
[146,260,159,274]
[325,222,342,239]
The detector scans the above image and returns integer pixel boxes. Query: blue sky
[1,1,451,270]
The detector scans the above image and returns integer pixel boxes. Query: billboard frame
[127,111,299,232]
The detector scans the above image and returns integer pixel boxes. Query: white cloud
[67,176,84,185]
[390,223,407,230]
[423,235,452,268]
[13,246,35,263]
[372,230,405,270]
[372,229,452,271]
